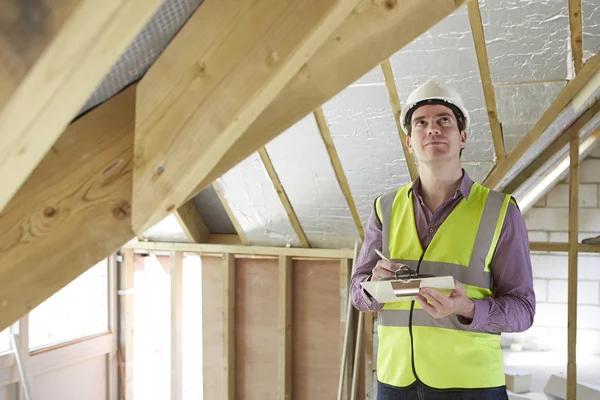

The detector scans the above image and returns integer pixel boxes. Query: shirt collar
[407,169,473,201]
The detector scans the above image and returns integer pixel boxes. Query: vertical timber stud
[340,258,354,400]
[171,251,184,400]
[222,253,236,400]
[120,249,135,400]
[363,311,374,399]
[567,135,579,400]
[278,255,293,399]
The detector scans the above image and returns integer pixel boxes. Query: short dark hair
[405,99,466,137]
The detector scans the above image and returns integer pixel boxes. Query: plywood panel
[201,255,223,400]
[293,259,341,400]
[33,354,107,400]
[235,258,279,400]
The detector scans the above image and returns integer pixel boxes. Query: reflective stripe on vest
[374,182,511,390]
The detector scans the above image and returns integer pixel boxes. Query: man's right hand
[371,260,402,281]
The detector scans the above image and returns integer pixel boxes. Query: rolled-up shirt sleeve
[350,208,384,312]
[461,202,536,333]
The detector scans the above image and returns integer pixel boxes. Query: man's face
[406,104,467,163]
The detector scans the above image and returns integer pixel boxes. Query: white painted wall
[503,147,600,354]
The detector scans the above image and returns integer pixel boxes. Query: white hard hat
[400,80,470,133]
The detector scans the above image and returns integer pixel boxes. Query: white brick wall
[512,155,600,354]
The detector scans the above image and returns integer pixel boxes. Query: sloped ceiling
[81,0,599,248]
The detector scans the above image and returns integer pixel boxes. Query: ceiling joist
[174,200,210,243]
[313,108,365,241]
[504,100,600,194]
[186,0,468,203]
[132,0,362,234]
[568,0,584,76]
[380,59,419,181]
[467,0,506,162]
[257,147,310,248]
[0,85,138,331]
[484,52,600,189]
[0,0,162,214]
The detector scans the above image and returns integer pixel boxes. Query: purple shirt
[350,171,536,333]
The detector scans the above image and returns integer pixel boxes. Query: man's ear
[406,135,414,153]
[460,130,467,148]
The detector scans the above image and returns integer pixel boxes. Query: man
[350,80,535,400]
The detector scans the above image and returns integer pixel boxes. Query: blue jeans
[377,381,509,400]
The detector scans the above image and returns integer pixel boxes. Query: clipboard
[361,276,455,303]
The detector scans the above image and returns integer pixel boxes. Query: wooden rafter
[187,0,468,202]
[484,52,600,189]
[313,108,365,241]
[258,147,310,248]
[567,131,579,400]
[0,85,137,332]
[467,0,506,161]
[212,182,250,246]
[503,100,600,194]
[174,200,210,243]
[0,0,162,214]
[380,60,419,180]
[132,0,362,234]
[569,0,584,75]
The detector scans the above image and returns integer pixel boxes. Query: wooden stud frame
[222,253,236,400]
[171,251,184,400]
[567,133,579,400]
[278,255,293,399]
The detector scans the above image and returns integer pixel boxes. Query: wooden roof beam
[174,200,210,244]
[467,0,506,162]
[132,0,362,234]
[313,108,365,241]
[569,0,583,75]
[184,0,468,203]
[484,52,600,189]
[380,59,419,181]
[0,0,162,214]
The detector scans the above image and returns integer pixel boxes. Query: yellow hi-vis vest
[375,182,511,390]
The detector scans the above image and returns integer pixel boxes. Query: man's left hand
[416,280,475,320]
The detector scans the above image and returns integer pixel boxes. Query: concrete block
[533,279,548,302]
[546,184,598,208]
[579,255,600,280]
[580,209,600,232]
[578,306,600,330]
[505,371,532,393]
[534,303,567,328]
[547,280,599,305]
[589,145,600,159]
[546,231,599,243]
[581,159,600,183]
[531,254,568,279]
[528,231,549,242]
[544,374,600,400]
[524,208,567,231]
[578,330,600,354]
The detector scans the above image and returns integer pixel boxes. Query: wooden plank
[503,100,600,194]
[0,85,137,332]
[188,0,468,201]
[340,258,353,400]
[208,234,243,245]
[530,242,600,254]
[567,133,579,400]
[467,0,506,162]
[123,241,355,259]
[212,182,250,246]
[202,256,224,400]
[278,256,293,400]
[314,108,365,240]
[569,0,584,76]
[484,52,600,189]
[171,251,184,400]
[222,253,236,400]
[258,147,310,248]
[363,311,374,399]
[132,0,362,234]
[0,0,162,214]
[380,60,419,180]
[174,200,210,243]
[294,259,341,399]
[120,249,135,400]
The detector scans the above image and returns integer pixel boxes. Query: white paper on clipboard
[360,276,455,303]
